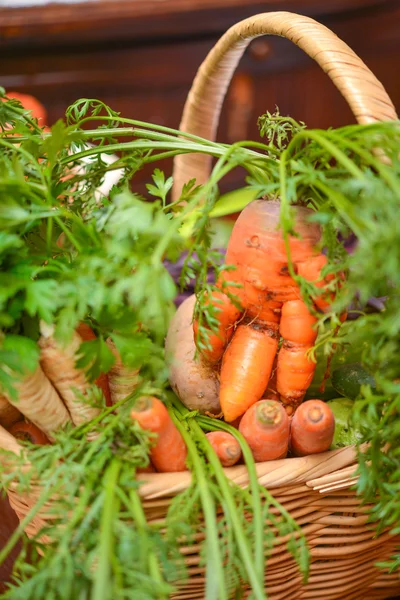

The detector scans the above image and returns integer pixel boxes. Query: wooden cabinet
[0,0,399,192]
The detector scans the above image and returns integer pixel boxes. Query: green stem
[91,459,121,600]
[165,400,228,600]
[287,130,366,180]
[189,419,266,600]
[325,130,400,195]
[59,140,226,166]
[129,488,169,599]
[197,416,265,586]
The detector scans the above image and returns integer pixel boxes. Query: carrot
[2,366,71,441]
[297,254,335,312]
[106,339,140,405]
[9,421,50,445]
[290,399,335,456]
[225,200,322,307]
[0,395,21,429]
[75,323,112,406]
[219,322,278,422]
[239,399,290,462]
[205,431,242,467]
[276,299,318,412]
[130,396,187,472]
[193,289,242,364]
[39,323,102,427]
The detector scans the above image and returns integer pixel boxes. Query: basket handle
[172,11,397,197]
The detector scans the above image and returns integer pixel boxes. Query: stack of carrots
[188,198,337,465]
[131,198,337,473]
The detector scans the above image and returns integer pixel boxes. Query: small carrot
[9,421,50,445]
[219,322,278,422]
[130,396,187,472]
[3,365,72,441]
[277,299,318,411]
[239,399,290,462]
[297,254,335,312]
[205,431,242,467]
[106,339,140,405]
[290,399,335,456]
[193,289,242,364]
[0,395,21,429]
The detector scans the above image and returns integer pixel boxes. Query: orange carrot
[130,396,187,472]
[225,200,322,307]
[9,421,50,445]
[290,399,335,456]
[0,396,21,429]
[219,322,279,422]
[205,431,242,467]
[239,400,290,462]
[193,289,242,364]
[276,299,318,411]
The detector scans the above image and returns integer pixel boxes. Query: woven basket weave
[1,11,400,600]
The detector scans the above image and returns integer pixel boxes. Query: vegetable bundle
[0,90,399,600]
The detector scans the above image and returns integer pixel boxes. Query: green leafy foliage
[0,92,399,599]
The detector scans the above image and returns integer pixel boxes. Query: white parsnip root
[165,295,221,415]
[3,366,71,441]
[0,395,22,429]
[39,324,102,427]
[106,339,139,405]
[0,423,23,464]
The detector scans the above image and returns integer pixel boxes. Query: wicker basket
[1,11,400,600]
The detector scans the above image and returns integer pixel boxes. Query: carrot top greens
[0,91,399,598]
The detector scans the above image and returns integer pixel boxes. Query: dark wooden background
[1,0,400,593]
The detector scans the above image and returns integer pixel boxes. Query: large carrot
[290,399,335,456]
[205,431,242,467]
[277,299,318,412]
[0,396,21,429]
[130,396,187,472]
[219,322,278,422]
[239,400,290,462]
[106,339,140,405]
[39,323,102,427]
[2,366,71,441]
[193,289,242,364]
[225,200,322,308]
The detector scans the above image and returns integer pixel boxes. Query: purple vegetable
[164,250,225,307]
